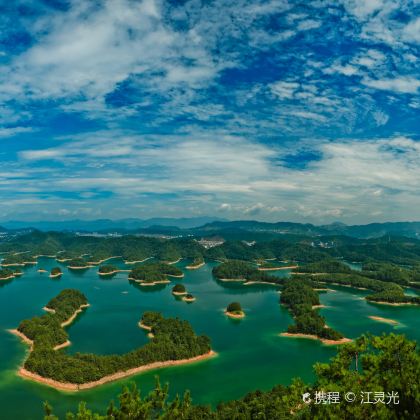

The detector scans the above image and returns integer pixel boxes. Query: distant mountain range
[0,217,228,232]
[1,218,420,239]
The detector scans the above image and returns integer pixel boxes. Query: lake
[0,257,418,419]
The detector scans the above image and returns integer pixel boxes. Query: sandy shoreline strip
[60,304,90,327]
[124,257,153,265]
[186,262,205,270]
[49,272,62,278]
[225,310,245,319]
[0,275,15,280]
[368,316,399,325]
[367,300,419,306]
[280,332,352,345]
[18,350,217,391]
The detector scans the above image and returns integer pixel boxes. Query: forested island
[212,260,283,285]
[67,258,91,269]
[186,256,205,269]
[0,268,15,280]
[44,333,419,419]
[280,279,350,345]
[172,284,187,296]
[49,267,62,278]
[98,264,119,276]
[129,262,183,285]
[225,302,245,319]
[10,291,214,390]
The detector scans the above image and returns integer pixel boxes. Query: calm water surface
[0,258,418,419]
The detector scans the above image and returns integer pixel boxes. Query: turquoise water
[0,258,418,419]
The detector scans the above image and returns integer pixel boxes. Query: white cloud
[0,127,34,137]
[403,17,420,44]
[362,77,420,94]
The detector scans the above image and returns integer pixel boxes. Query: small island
[49,267,62,278]
[67,258,91,270]
[182,293,196,302]
[13,269,23,277]
[213,260,283,285]
[172,283,187,296]
[186,257,205,270]
[10,292,214,391]
[225,302,245,319]
[0,268,15,280]
[37,268,48,273]
[98,264,119,276]
[129,262,183,285]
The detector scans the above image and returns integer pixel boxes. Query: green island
[10,291,213,391]
[44,333,419,419]
[225,301,245,319]
[172,283,187,296]
[129,262,183,286]
[0,268,15,280]
[183,293,196,302]
[280,280,350,345]
[67,258,91,269]
[98,264,119,276]
[49,267,62,278]
[212,260,283,285]
[186,256,205,269]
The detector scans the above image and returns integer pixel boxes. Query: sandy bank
[138,321,152,331]
[89,256,122,265]
[218,278,246,282]
[172,291,188,296]
[225,310,245,319]
[60,304,90,327]
[166,258,182,265]
[368,316,399,325]
[18,350,217,391]
[37,269,48,273]
[368,300,419,306]
[280,332,352,345]
[68,265,91,270]
[124,257,153,265]
[98,270,119,276]
[244,281,280,286]
[258,266,292,271]
[186,262,205,270]
[167,273,184,278]
[183,296,196,302]
[312,305,327,309]
[49,272,62,278]
[0,275,15,280]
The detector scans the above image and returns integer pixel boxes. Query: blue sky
[0,0,419,224]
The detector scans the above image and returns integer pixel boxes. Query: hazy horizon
[0,1,419,224]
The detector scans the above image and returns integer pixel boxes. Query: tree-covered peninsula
[280,279,348,344]
[12,291,213,390]
[45,333,420,419]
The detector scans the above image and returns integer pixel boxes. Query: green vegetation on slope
[44,333,420,419]
[281,280,344,341]
[17,294,211,385]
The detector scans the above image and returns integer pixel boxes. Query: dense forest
[280,280,344,341]
[17,293,211,385]
[0,268,14,279]
[44,333,420,419]
[18,289,88,349]
[98,264,118,274]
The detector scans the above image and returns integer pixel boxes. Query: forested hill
[195,220,420,239]
[1,219,420,239]
[2,230,420,268]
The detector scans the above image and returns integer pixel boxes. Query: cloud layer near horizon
[0,0,419,223]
